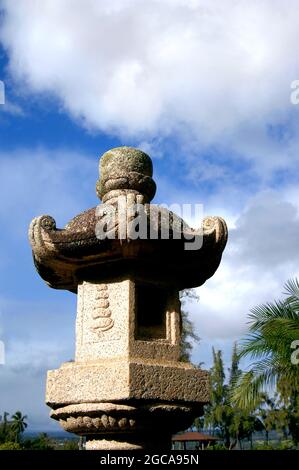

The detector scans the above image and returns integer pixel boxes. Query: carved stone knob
[96,146,156,203]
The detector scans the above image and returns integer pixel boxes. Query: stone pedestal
[46,279,209,450]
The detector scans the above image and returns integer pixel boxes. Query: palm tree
[11,411,28,442]
[0,412,10,442]
[231,279,299,441]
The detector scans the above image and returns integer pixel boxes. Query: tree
[179,289,200,362]
[0,412,11,443]
[11,411,27,443]
[62,439,79,450]
[274,377,299,443]
[0,441,22,450]
[204,347,234,448]
[204,344,260,449]
[22,433,55,450]
[254,394,277,444]
[231,279,299,443]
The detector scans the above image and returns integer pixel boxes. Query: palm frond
[234,278,299,413]
[230,366,278,410]
[284,278,299,301]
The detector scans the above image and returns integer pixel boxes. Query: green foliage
[11,411,28,442]
[180,289,200,362]
[231,279,299,444]
[253,442,274,450]
[61,439,79,450]
[22,433,55,450]
[204,344,260,449]
[204,443,228,450]
[253,439,294,450]
[232,280,299,407]
[0,441,22,450]
[0,411,27,444]
[278,439,294,450]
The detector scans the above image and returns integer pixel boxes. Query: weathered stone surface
[50,401,199,450]
[96,147,156,202]
[76,280,180,362]
[28,147,227,293]
[29,146,228,450]
[46,360,209,406]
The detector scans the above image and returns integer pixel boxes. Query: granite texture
[50,401,199,450]
[76,280,180,362]
[28,146,228,450]
[96,147,156,202]
[28,147,228,293]
[46,360,209,406]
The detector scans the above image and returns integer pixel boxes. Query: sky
[0,0,299,432]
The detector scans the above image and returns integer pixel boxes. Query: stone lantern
[29,147,227,450]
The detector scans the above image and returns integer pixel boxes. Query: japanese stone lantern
[29,147,227,450]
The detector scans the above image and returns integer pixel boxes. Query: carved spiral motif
[91,284,114,333]
[28,215,57,255]
[39,215,57,231]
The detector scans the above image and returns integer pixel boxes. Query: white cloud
[189,188,299,365]
[2,0,299,177]
[231,190,299,269]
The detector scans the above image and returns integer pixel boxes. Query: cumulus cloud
[231,191,299,269]
[1,0,299,177]
[189,188,299,366]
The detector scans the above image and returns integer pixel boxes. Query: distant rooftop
[172,431,218,442]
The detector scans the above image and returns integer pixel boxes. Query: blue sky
[1,0,299,432]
